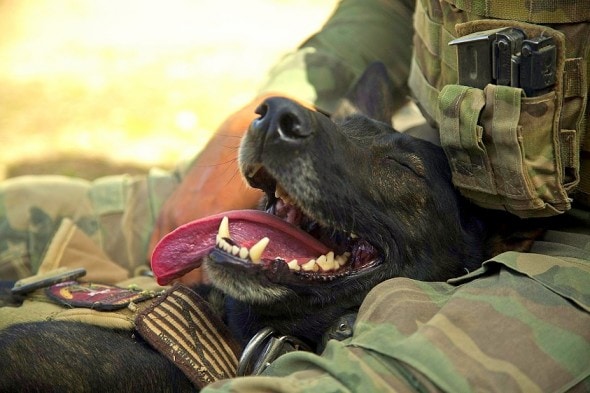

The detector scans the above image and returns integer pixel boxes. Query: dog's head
[152,63,486,316]
[203,99,482,306]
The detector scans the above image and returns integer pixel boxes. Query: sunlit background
[0,0,337,178]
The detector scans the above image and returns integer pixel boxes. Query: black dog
[0,63,540,391]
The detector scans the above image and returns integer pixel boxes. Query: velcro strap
[438,84,495,193]
[483,85,530,199]
[135,284,240,388]
[563,58,587,99]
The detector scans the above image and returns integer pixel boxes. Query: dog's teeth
[216,235,227,250]
[218,216,230,239]
[275,184,286,198]
[287,259,300,271]
[275,183,294,204]
[239,247,249,259]
[350,233,358,239]
[222,241,231,253]
[316,254,335,271]
[336,252,350,267]
[301,259,318,272]
[231,245,240,256]
[326,251,334,264]
[325,251,337,271]
[249,237,269,264]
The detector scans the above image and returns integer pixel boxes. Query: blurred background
[0,0,337,179]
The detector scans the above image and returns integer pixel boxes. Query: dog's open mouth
[151,167,380,286]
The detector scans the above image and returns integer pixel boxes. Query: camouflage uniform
[1,0,589,391]
[0,169,182,282]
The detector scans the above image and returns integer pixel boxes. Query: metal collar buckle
[237,327,311,376]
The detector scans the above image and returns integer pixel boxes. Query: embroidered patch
[46,281,156,310]
[135,284,240,388]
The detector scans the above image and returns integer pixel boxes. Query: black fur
[0,321,194,392]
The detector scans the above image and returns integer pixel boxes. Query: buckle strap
[238,312,357,376]
[237,327,312,376]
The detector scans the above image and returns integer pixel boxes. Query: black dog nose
[251,97,313,140]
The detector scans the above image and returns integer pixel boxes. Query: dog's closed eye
[384,153,425,178]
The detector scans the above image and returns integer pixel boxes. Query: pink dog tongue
[151,210,330,285]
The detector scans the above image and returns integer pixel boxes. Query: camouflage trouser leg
[0,170,180,282]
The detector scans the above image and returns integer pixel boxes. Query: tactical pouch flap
[439,84,571,217]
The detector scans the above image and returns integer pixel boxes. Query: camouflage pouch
[409,0,589,218]
[435,19,584,217]
[439,83,570,217]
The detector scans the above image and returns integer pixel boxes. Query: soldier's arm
[202,248,590,392]
[259,0,415,114]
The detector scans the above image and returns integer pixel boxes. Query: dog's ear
[331,62,396,124]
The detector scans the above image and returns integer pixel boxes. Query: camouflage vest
[409,0,590,218]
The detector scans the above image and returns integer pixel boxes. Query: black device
[449,27,556,96]
[11,267,87,296]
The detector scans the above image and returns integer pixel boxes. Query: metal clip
[237,327,311,376]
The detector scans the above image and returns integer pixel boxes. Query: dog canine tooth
[287,259,300,271]
[239,247,249,259]
[218,216,230,239]
[275,183,295,204]
[249,237,270,264]
[301,259,318,272]
[275,183,287,198]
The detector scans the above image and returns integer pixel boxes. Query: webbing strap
[439,85,495,193]
[135,284,240,388]
[564,58,587,99]
[413,0,457,73]
[447,0,590,24]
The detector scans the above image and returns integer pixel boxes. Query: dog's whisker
[194,157,239,168]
